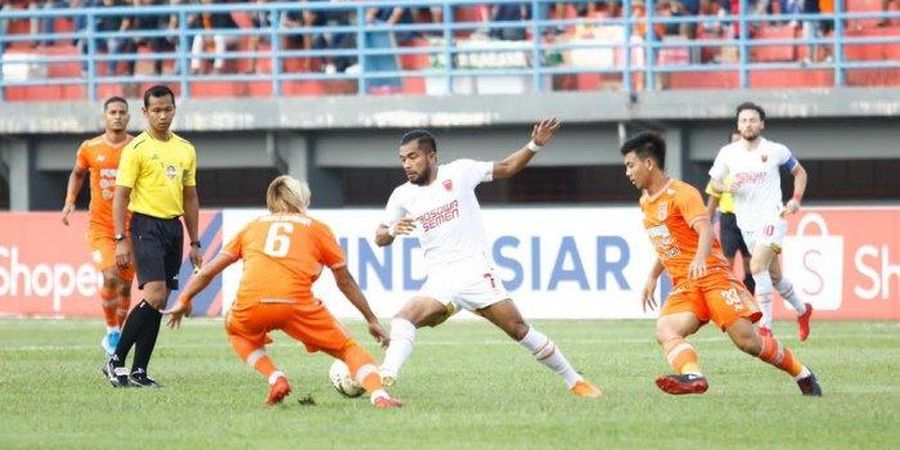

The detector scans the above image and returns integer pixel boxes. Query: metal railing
[0,0,897,101]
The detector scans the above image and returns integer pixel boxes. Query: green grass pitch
[1,319,898,449]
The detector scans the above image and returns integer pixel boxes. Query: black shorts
[719,212,750,259]
[131,212,183,290]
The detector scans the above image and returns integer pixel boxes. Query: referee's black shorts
[131,212,184,290]
[719,212,750,259]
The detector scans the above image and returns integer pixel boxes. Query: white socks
[774,278,807,315]
[518,326,582,388]
[380,318,416,378]
[753,270,775,329]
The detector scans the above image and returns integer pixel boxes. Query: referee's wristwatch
[114,234,126,243]
[190,240,202,249]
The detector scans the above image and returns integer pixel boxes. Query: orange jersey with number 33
[223,214,346,308]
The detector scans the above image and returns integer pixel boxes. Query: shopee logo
[0,246,102,313]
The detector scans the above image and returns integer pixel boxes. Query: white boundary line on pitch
[2,333,897,352]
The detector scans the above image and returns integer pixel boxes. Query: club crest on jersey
[657,203,668,221]
[761,154,768,163]
[97,155,106,162]
[442,179,453,191]
[166,165,177,179]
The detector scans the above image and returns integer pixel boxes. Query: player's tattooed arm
[492,117,561,180]
[332,266,389,347]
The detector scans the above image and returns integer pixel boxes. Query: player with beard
[376,119,602,398]
[708,102,813,340]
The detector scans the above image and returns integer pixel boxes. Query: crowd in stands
[0,0,896,92]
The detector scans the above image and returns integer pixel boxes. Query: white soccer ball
[329,360,364,398]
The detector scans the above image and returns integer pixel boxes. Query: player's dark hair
[103,96,128,111]
[620,131,666,170]
[143,85,176,108]
[736,101,766,122]
[400,129,437,153]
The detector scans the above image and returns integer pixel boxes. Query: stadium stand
[0,0,897,101]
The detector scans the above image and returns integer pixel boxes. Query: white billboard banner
[221,208,664,320]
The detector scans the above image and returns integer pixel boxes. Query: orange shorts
[661,268,761,331]
[225,299,354,355]
[88,227,135,281]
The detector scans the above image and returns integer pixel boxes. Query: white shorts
[421,256,509,313]
[742,218,788,254]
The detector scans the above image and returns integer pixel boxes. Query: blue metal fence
[0,0,897,101]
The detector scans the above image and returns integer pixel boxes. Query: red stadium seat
[668,71,739,89]
[751,24,798,62]
[190,81,248,98]
[750,70,834,88]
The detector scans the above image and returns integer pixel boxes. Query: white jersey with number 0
[382,159,495,272]
[708,137,798,233]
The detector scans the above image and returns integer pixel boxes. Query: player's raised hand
[389,217,416,237]
[531,117,561,147]
[366,319,389,348]
[688,255,708,280]
[641,279,658,312]
[162,298,192,329]
[61,203,75,226]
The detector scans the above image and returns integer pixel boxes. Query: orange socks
[662,336,702,376]
[229,335,278,379]
[758,335,804,377]
[337,343,384,393]
[100,287,118,329]
[116,295,131,327]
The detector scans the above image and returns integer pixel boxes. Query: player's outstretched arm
[62,165,88,226]
[492,117,561,180]
[163,252,237,329]
[332,266,389,347]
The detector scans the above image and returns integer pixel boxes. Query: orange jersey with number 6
[223,214,346,308]
[639,179,731,286]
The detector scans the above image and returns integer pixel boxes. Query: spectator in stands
[246,0,272,74]
[29,0,67,47]
[0,0,15,51]
[81,0,137,76]
[363,6,414,93]
[879,0,897,26]
[133,0,174,74]
[301,0,356,73]
[72,1,98,47]
[189,0,239,75]
[490,3,528,41]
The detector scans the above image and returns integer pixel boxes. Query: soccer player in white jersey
[375,119,602,398]
[708,102,813,340]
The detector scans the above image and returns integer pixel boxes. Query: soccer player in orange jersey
[621,132,821,396]
[164,175,402,408]
[61,96,135,356]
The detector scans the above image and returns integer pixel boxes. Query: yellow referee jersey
[115,131,197,219]
[705,178,735,214]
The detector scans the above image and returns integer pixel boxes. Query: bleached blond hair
[266,175,311,214]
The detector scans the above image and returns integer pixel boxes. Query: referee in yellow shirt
[104,85,202,388]
[705,131,754,295]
